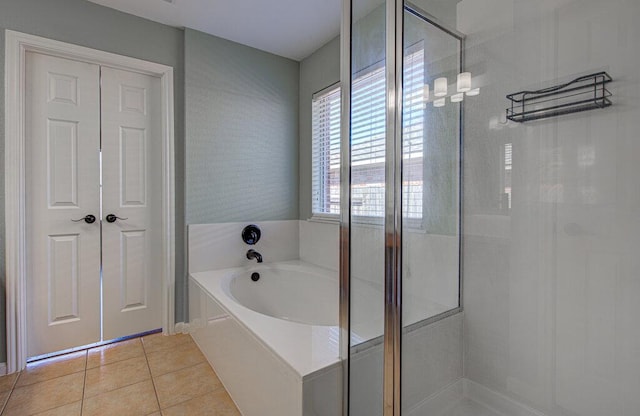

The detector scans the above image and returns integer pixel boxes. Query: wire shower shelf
[506,72,612,122]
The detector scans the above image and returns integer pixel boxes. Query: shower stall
[340,0,640,415]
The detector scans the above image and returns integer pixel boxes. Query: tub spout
[246,249,263,263]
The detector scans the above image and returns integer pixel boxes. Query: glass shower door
[347,0,387,415]
[401,5,464,414]
[345,1,464,415]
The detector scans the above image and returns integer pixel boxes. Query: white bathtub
[189,260,341,416]
[227,263,338,326]
[189,259,457,416]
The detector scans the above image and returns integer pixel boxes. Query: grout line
[9,360,88,389]
[0,370,22,415]
[150,365,226,413]
[83,359,153,401]
[27,401,85,416]
[85,350,145,371]
[141,337,163,413]
[0,336,216,416]
[151,359,207,380]
[12,366,26,389]
[80,350,88,416]
[141,337,194,357]
[0,351,87,415]
[160,390,218,413]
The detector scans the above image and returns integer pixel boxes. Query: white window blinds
[312,47,425,219]
[311,84,341,215]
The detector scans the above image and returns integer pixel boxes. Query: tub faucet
[246,249,263,263]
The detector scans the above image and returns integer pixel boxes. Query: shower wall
[460,1,640,415]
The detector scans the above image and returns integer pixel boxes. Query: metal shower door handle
[105,214,128,223]
[71,214,96,224]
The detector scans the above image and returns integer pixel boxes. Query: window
[312,46,425,220]
[502,142,512,211]
[312,83,341,216]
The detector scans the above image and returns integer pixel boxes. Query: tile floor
[0,333,240,416]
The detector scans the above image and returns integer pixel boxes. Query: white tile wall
[348,313,464,416]
[300,220,460,339]
[188,220,299,273]
[299,220,339,270]
[402,313,464,412]
[459,0,640,415]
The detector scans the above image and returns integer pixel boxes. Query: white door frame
[4,30,176,373]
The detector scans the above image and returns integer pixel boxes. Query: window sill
[308,213,427,233]
[308,214,340,224]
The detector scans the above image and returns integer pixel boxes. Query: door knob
[105,214,128,223]
[71,214,96,224]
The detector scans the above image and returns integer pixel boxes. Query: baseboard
[406,379,464,416]
[0,363,6,376]
[463,378,548,416]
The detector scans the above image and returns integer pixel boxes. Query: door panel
[48,119,79,207]
[100,67,163,339]
[120,127,147,206]
[48,234,81,324]
[26,52,101,357]
[120,230,147,311]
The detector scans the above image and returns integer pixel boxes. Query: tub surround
[187,219,463,415]
[188,220,340,415]
[189,261,341,416]
[299,220,340,271]
[190,261,339,378]
[188,221,300,273]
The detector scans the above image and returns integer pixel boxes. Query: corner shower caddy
[506,72,612,122]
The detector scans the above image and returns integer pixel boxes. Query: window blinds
[312,47,425,219]
[312,84,341,215]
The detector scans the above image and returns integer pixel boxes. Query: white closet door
[100,67,163,339]
[25,52,101,357]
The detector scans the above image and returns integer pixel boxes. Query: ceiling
[87,0,342,61]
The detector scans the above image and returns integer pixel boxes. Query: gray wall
[0,4,302,365]
[298,36,340,220]
[0,0,186,362]
[185,28,299,224]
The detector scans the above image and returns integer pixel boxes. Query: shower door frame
[340,1,466,415]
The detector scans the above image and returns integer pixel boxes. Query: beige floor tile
[154,362,223,409]
[0,390,11,411]
[0,372,18,393]
[16,351,86,387]
[32,401,82,416]
[84,356,151,398]
[3,372,84,415]
[141,333,192,354]
[87,338,145,369]
[160,390,240,416]
[146,342,206,377]
[82,380,159,416]
[0,336,238,416]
